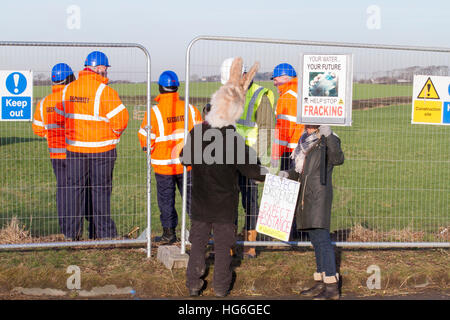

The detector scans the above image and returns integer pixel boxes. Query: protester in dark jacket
[280,124,344,300]
[180,57,267,297]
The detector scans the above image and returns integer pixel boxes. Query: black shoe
[313,282,340,300]
[300,281,325,297]
[156,228,177,244]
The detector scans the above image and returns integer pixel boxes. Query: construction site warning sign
[297,54,353,126]
[256,174,300,242]
[412,75,450,125]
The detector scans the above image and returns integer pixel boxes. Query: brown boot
[243,230,257,258]
[300,272,324,297]
[313,274,340,300]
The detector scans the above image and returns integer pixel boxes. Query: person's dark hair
[159,84,178,94]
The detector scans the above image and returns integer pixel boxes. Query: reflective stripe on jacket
[32,85,67,159]
[57,70,129,153]
[236,83,275,147]
[138,92,202,175]
[271,78,305,160]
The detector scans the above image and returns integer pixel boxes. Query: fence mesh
[0,43,150,248]
[183,37,450,247]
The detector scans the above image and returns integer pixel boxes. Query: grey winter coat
[287,133,344,230]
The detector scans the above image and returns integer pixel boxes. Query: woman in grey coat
[280,124,344,300]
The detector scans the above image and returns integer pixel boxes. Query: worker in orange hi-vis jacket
[32,63,98,239]
[270,63,305,172]
[270,63,305,240]
[55,51,129,240]
[138,70,202,244]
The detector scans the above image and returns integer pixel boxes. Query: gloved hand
[318,125,332,137]
[271,158,279,168]
[278,170,289,178]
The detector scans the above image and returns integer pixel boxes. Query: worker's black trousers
[237,173,259,231]
[52,159,96,239]
[154,172,191,229]
[64,149,117,240]
[280,151,299,239]
[51,159,68,237]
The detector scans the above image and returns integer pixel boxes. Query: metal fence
[0,42,153,257]
[181,36,450,252]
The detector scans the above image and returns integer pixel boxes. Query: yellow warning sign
[412,100,442,123]
[417,77,440,99]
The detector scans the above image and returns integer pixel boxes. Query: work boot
[157,227,177,244]
[313,274,340,300]
[300,272,325,297]
[243,230,257,259]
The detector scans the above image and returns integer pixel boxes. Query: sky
[1,0,450,81]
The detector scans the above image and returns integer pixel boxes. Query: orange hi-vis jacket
[138,92,202,175]
[32,85,67,159]
[56,70,129,154]
[271,77,305,160]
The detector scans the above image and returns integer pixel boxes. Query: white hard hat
[220,57,245,85]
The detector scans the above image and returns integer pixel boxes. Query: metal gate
[181,36,450,253]
[0,41,153,257]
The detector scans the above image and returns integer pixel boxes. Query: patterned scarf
[290,131,320,173]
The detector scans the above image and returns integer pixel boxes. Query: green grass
[351,83,412,100]
[0,81,448,241]
[33,82,413,101]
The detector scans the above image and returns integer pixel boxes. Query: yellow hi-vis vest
[236,83,275,147]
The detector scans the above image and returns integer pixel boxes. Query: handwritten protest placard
[256,173,300,241]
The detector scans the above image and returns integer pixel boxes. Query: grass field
[33,82,414,101]
[0,82,448,243]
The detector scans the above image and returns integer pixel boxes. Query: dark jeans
[154,172,191,229]
[65,149,117,239]
[308,228,337,277]
[52,159,95,239]
[186,220,236,293]
[238,173,259,231]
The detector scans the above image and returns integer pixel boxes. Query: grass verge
[0,244,447,299]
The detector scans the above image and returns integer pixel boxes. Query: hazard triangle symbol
[417,77,440,99]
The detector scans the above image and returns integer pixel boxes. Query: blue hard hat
[271,63,297,79]
[158,70,179,87]
[84,51,111,67]
[51,63,74,82]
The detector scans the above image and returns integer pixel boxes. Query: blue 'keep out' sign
[1,71,32,121]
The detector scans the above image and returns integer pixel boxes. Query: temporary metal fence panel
[182,36,450,253]
[0,42,153,257]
